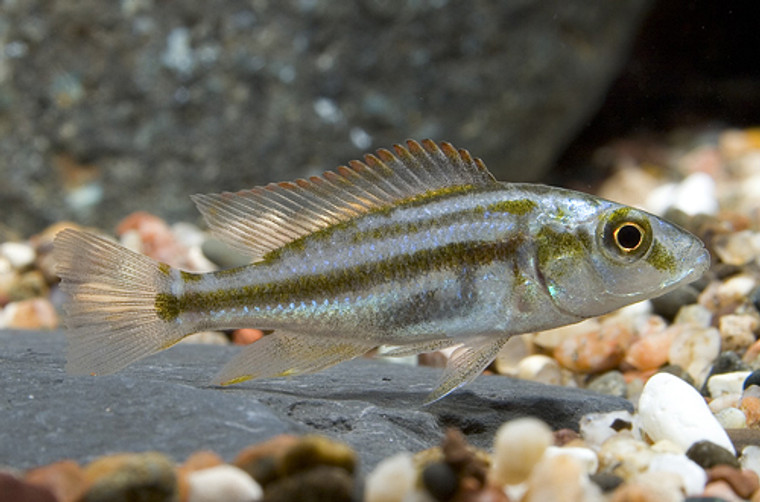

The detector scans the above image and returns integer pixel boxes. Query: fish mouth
[662,241,711,291]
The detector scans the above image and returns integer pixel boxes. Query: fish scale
[54,139,709,402]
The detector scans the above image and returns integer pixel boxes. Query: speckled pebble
[579,410,634,450]
[186,465,262,502]
[686,440,741,469]
[668,326,721,386]
[553,319,632,373]
[364,453,415,502]
[741,394,760,427]
[719,314,759,352]
[597,435,655,480]
[82,452,177,502]
[637,373,735,454]
[587,370,627,398]
[490,417,553,486]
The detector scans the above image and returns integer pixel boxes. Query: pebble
[674,303,713,327]
[667,326,721,386]
[719,314,759,352]
[715,407,748,429]
[706,465,760,499]
[543,446,599,474]
[532,319,599,350]
[0,241,36,269]
[24,460,86,502]
[232,329,265,345]
[523,453,601,502]
[489,417,553,486]
[553,318,632,373]
[262,465,353,502]
[708,371,754,398]
[82,451,178,502]
[741,445,760,477]
[0,297,59,329]
[746,370,760,389]
[686,440,741,469]
[234,435,299,485]
[714,230,760,266]
[587,370,627,398]
[364,453,416,502]
[0,472,57,502]
[597,435,654,480]
[711,351,751,377]
[589,472,624,493]
[277,435,356,477]
[610,471,687,502]
[186,464,263,502]
[741,395,760,427]
[623,328,674,371]
[579,410,634,450]
[647,453,707,496]
[178,331,229,345]
[421,461,458,501]
[492,335,533,375]
[515,354,563,385]
[701,479,744,501]
[637,372,735,454]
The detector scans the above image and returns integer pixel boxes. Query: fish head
[535,201,710,318]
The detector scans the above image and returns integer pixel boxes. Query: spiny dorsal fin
[191,139,497,261]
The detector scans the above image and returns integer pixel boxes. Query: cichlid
[54,140,709,402]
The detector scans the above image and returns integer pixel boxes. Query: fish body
[54,140,709,402]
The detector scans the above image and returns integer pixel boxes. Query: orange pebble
[624,329,675,371]
[740,396,760,428]
[232,329,264,345]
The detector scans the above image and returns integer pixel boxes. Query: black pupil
[617,224,642,250]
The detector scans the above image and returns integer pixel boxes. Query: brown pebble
[277,435,356,477]
[553,428,580,446]
[24,460,86,502]
[703,479,743,501]
[418,351,448,368]
[707,465,760,499]
[234,434,299,485]
[83,451,177,502]
[262,465,353,502]
[0,472,57,502]
[442,428,488,487]
[3,297,59,329]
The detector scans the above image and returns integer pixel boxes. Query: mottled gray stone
[0,0,650,233]
[0,330,631,472]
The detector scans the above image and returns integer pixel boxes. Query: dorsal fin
[191,139,497,261]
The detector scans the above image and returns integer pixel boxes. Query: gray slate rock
[0,330,631,472]
[0,0,650,233]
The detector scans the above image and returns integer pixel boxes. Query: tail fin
[54,228,186,375]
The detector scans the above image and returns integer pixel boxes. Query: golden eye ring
[613,222,645,252]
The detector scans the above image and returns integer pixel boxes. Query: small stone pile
[3,371,760,501]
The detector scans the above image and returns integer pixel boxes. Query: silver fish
[54,139,709,402]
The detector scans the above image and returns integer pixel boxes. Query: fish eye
[613,222,644,252]
[599,210,653,262]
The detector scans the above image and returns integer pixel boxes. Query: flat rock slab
[1,331,631,472]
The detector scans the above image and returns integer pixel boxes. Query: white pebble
[637,372,735,454]
[647,453,707,496]
[719,315,758,352]
[741,445,760,479]
[0,242,35,269]
[707,371,752,398]
[490,417,553,486]
[715,407,747,429]
[516,354,562,385]
[708,393,742,414]
[364,453,416,502]
[579,410,634,450]
[668,326,721,386]
[674,304,713,327]
[186,465,262,502]
[523,454,603,502]
[543,446,598,474]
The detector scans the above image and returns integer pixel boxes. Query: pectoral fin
[213,331,374,386]
[425,334,509,404]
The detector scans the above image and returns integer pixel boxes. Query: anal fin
[425,334,510,404]
[213,331,374,386]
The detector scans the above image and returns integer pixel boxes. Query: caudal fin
[54,228,185,375]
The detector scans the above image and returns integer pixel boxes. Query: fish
[53,139,710,402]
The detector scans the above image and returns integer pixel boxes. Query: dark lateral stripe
[156,237,523,321]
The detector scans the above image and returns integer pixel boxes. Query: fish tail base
[54,228,186,375]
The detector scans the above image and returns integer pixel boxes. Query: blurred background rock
[0,0,757,234]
